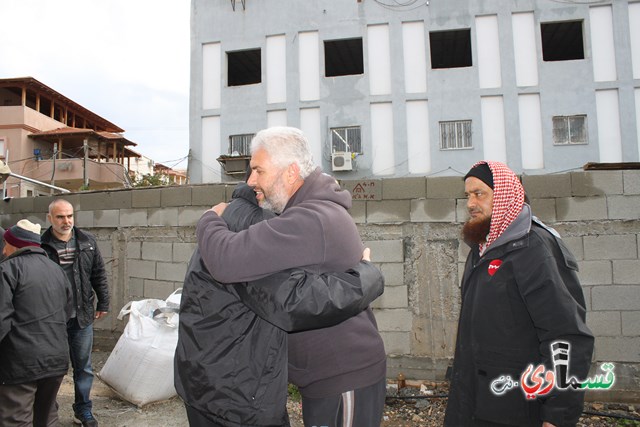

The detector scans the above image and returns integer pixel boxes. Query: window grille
[439,120,472,150]
[228,134,254,155]
[553,115,587,145]
[331,127,362,153]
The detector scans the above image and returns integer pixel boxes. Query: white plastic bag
[98,289,182,407]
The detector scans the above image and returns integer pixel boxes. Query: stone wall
[1,170,638,402]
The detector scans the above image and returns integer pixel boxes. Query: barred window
[331,126,362,153]
[228,133,254,155]
[553,115,587,145]
[439,120,472,150]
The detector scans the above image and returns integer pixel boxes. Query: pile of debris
[383,378,448,426]
[380,376,640,427]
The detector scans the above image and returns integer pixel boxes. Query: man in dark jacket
[197,127,387,426]
[0,219,72,426]
[41,199,109,427]
[444,161,594,427]
[176,181,384,426]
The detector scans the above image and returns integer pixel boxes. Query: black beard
[462,216,491,245]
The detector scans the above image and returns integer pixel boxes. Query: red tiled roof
[29,127,136,146]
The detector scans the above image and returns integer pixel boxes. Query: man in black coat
[444,161,594,427]
[41,199,109,427]
[0,219,72,426]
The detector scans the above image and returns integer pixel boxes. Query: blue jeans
[68,318,94,416]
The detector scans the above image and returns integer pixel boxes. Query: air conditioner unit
[331,152,353,172]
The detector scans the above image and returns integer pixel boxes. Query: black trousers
[185,404,227,427]
[0,375,64,427]
[301,378,387,427]
[184,403,290,427]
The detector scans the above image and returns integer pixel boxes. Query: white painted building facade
[189,0,640,183]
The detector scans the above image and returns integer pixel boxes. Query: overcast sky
[0,0,191,170]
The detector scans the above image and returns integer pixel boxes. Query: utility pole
[51,142,57,190]
[83,138,89,188]
[186,149,192,185]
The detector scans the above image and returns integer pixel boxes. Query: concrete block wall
[0,184,235,345]
[1,170,638,401]
[346,170,640,401]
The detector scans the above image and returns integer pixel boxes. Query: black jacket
[0,246,72,384]
[175,183,384,426]
[445,206,594,427]
[41,226,110,328]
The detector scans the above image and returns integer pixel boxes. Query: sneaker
[73,412,98,427]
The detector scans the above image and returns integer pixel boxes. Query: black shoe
[73,411,98,427]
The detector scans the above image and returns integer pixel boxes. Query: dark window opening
[324,38,364,77]
[429,29,472,69]
[25,90,37,110]
[54,104,64,122]
[39,98,51,116]
[228,49,261,86]
[0,87,21,106]
[541,21,584,62]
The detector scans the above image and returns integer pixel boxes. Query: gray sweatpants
[301,378,387,427]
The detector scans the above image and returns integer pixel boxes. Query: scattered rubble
[57,353,639,426]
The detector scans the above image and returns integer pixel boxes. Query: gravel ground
[54,350,639,426]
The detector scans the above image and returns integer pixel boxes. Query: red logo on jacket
[488,259,502,276]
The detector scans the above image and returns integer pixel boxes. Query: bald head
[48,199,73,215]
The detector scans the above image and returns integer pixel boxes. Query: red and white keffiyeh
[475,161,525,255]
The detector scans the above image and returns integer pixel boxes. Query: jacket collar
[41,226,88,245]
[477,204,532,259]
[1,245,47,263]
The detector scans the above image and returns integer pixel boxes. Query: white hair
[250,126,315,178]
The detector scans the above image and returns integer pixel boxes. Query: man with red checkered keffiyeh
[445,161,594,427]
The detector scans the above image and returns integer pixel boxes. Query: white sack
[98,289,181,407]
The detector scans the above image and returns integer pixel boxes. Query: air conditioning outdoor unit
[331,152,353,172]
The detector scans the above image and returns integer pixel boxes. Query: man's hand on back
[210,202,229,217]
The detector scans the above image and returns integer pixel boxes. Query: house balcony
[19,158,129,192]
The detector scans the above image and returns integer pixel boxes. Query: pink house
[0,77,140,197]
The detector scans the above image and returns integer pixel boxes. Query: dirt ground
[56,350,188,427]
[54,350,637,427]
